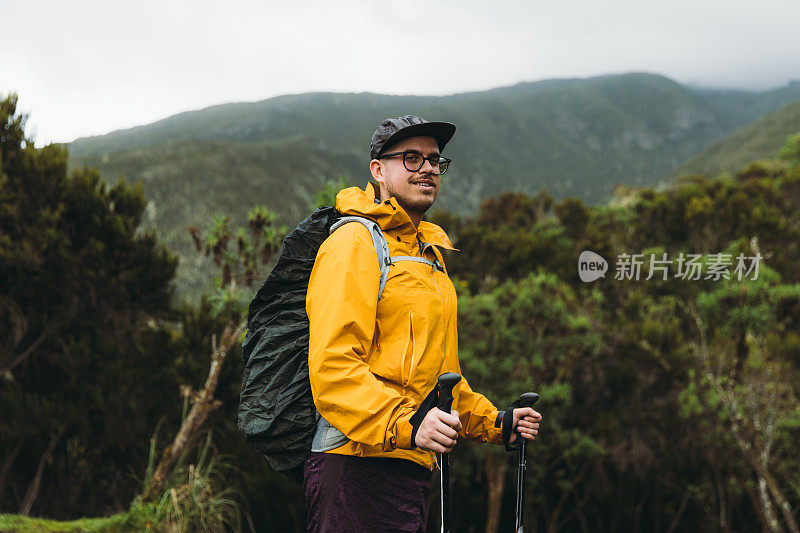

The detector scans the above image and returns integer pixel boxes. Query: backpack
[237,206,441,475]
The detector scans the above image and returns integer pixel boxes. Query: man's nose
[420,158,437,175]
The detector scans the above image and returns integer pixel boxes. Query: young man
[303,115,542,532]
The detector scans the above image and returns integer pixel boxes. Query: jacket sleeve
[306,223,417,451]
[454,375,504,445]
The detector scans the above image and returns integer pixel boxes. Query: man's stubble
[385,177,437,220]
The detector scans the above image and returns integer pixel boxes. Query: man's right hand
[414,408,463,453]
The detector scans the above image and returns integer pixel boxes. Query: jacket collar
[335,183,457,250]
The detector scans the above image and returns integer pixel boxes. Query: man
[304,115,541,532]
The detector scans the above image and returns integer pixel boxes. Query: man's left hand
[508,407,541,445]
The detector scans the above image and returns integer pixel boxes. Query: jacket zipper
[420,242,447,372]
[403,310,416,388]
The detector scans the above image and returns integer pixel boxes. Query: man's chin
[397,196,436,216]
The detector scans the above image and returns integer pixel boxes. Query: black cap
[369,115,456,161]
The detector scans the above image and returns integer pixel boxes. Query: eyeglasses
[378,151,451,175]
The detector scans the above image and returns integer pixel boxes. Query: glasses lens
[403,152,423,172]
[438,158,450,175]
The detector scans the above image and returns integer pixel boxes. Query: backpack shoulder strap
[388,255,444,271]
[328,219,445,298]
[389,239,443,271]
[329,216,391,299]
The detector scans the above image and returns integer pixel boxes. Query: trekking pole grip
[516,392,540,445]
[436,372,461,413]
[519,392,539,409]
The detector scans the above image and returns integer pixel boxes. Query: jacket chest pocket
[370,299,441,392]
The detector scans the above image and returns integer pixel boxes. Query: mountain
[67,73,800,295]
[693,80,800,124]
[675,98,800,177]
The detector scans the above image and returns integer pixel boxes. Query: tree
[0,93,178,516]
[681,267,800,533]
[456,273,604,532]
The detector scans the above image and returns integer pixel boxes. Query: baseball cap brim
[375,121,456,159]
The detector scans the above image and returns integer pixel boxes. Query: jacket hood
[335,183,456,250]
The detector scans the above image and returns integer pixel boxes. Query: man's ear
[369,159,385,185]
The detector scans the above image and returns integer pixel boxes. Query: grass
[0,431,246,532]
[0,513,128,532]
[122,426,245,532]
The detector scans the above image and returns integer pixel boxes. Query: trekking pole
[436,372,461,533]
[515,392,539,533]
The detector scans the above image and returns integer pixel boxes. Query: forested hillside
[67,73,800,295]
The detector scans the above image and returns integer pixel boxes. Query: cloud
[2,0,798,143]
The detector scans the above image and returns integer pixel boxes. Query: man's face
[372,135,441,219]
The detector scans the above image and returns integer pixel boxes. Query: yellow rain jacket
[306,183,503,470]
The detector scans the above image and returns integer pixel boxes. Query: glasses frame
[378,150,451,175]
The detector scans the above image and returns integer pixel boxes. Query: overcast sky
[3,0,799,145]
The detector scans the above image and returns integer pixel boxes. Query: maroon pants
[303,452,432,533]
